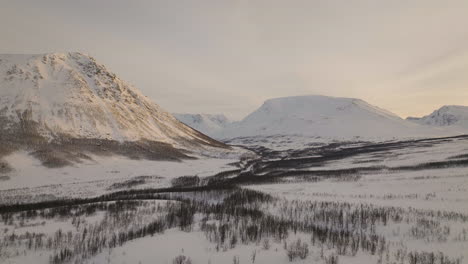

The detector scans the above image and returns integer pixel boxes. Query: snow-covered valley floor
[0,146,246,204]
[1,135,468,264]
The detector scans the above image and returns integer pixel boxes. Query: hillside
[407,105,468,132]
[218,95,451,141]
[0,52,228,167]
[173,113,231,138]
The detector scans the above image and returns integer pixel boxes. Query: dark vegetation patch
[219,158,468,186]
[392,159,468,171]
[0,175,10,181]
[204,169,243,185]
[352,159,383,164]
[210,135,468,186]
[0,137,199,168]
[0,184,238,212]
[0,160,12,174]
[448,153,468,160]
[31,149,75,168]
[107,176,159,190]
[0,142,15,157]
[48,138,196,162]
[171,176,201,187]
[256,139,437,172]
[0,112,230,169]
[0,140,16,173]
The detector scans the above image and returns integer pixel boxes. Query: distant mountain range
[185,96,463,141]
[173,113,232,138]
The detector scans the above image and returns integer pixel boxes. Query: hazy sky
[2,0,468,119]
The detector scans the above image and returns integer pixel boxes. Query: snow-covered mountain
[407,105,468,132]
[218,95,452,141]
[0,52,227,166]
[173,113,231,138]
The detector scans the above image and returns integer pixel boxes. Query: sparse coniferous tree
[172,255,192,264]
[262,238,270,250]
[251,249,256,263]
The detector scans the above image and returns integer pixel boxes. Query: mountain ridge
[173,113,232,138]
[0,52,228,167]
[217,95,453,140]
[407,105,468,131]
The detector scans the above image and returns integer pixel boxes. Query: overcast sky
[1,0,468,119]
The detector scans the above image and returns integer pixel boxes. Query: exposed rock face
[0,52,227,168]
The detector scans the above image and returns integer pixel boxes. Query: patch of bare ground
[0,136,201,168]
[0,115,228,168]
[0,160,12,174]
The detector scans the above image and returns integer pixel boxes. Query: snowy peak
[218,95,451,140]
[173,113,231,138]
[0,52,225,149]
[245,95,402,123]
[407,105,468,129]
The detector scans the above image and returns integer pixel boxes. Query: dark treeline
[216,135,468,188]
[0,184,238,214]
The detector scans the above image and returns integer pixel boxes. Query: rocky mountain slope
[173,113,231,138]
[0,52,227,167]
[218,95,452,141]
[407,105,468,132]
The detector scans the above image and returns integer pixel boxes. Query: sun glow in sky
[2,0,468,119]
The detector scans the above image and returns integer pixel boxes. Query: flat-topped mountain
[218,95,451,141]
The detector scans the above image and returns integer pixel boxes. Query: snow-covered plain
[0,148,245,204]
[1,134,467,264]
